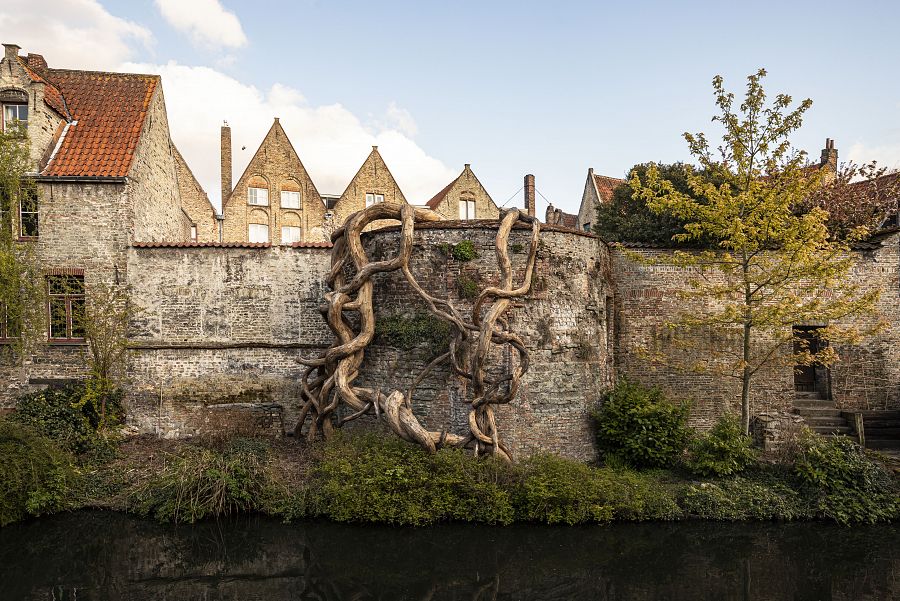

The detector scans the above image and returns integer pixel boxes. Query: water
[0,511,898,600]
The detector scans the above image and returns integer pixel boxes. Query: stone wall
[610,233,900,428]
[173,146,218,242]
[331,147,406,228]
[355,222,612,461]
[126,244,332,436]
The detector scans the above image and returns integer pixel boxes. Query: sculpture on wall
[294,202,540,461]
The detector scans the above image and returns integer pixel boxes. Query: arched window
[248,209,269,243]
[280,180,301,209]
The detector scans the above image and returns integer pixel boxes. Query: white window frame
[459,199,476,220]
[248,223,269,243]
[281,225,302,245]
[190,225,197,241]
[247,187,269,206]
[280,190,301,209]
[2,103,28,134]
[365,192,384,208]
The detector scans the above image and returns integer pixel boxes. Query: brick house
[424,164,499,220]
[0,42,190,395]
[576,168,626,232]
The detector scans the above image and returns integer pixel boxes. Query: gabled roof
[593,173,626,201]
[17,57,69,119]
[39,67,159,178]
[336,145,406,203]
[426,176,457,209]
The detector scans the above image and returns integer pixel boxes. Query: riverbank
[51,429,900,526]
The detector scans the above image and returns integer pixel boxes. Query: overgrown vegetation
[437,239,478,261]
[0,419,77,526]
[686,414,757,477]
[374,312,451,355]
[457,274,479,299]
[591,379,691,468]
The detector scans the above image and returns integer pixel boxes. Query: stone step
[806,417,850,428]
[810,425,854,436]
[794,407,842,418]
[864,426,900,438]
[793,400,836,409]
[795,391,827,400]
[867,439,900,450]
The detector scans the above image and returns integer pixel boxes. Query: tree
[631,69,880,434]
[801,161,900,240]
[594,163,704,245]
[0,131,45,361]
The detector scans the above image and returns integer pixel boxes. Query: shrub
[132,439,272,524]
[374,312,451,355]
[793,434,899,524]
[0,419,77,526]
[686,414,756,477]
[515,454,613,524]
[311,432,514,526]
[592,379,691,468]
[451,239,478,261]
[591,466,683,521]
[678,475,807,521]
[457,275,479,299]
[11,384,97,455]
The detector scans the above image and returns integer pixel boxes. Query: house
[576,168,626,232]
[425,164,499,220]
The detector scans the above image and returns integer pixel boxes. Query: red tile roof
[557,211,578,229]
[38,68,159,178]
[17,58,69,119]
[593,174,626,202]
[425,176,458,209]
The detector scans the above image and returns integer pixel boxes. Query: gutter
[33,175,128,184]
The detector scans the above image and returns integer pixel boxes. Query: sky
[1,0,898,215]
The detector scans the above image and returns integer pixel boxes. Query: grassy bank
[2,381,898,528]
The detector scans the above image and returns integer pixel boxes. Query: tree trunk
[741,322,752,435]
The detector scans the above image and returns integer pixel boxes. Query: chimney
[3,43,21,62]
[820,138,838,174]
[26,53,47,71]
[221,123,232,204]
[524,174,536,218]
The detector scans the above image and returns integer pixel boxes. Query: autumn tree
[631,69,880,434]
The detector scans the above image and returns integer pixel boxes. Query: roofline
[336,146,407,204]
[45,67,161,80]
[32,175,127,183]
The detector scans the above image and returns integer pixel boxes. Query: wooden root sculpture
[295,202,540,461]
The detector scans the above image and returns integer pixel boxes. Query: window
[247,187,269,206]
[280,190,301,209]
[583,222,591,232]
[281,225,302,244]
[19,186,38,238]
[365,192,384,207]
[190,225,197,241]
[248,223,269,243]
[2,103,28,134]
[47,275,85,343]
[0,184,10,238]
[459,199,476,220]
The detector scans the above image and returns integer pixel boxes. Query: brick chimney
[820,138,838,173]
[221,123,232,204]
[3,43,21,62]
[524,174,535,218]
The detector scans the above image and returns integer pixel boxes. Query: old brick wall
[125,244,333,436]
[128,86,190,243]
[355,222,612,461]
[610,234,900,428]
[173,146,219,242]
[221,119,328,245]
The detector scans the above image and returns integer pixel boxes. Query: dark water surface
[0,511,898,600]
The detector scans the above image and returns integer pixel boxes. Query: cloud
[124,61,457,209]
[845,141,900,171]
[380,102,418,138]
[0,0,151,70]
[154,0,247,49]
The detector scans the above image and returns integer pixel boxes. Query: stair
[793,393,856,439]
[858,410,900,451]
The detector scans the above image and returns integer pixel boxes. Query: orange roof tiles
[17,58,69,119]
[426,177,458,209]
[38,68,159,178]
[593,174,626,201]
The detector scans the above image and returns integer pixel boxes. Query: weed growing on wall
[374,312,451,355]
[437,239,478,262]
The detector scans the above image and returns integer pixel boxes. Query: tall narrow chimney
[524,174,535,218]
[3,43,21,62]
[820,138,838,170]
[221,123,232,204]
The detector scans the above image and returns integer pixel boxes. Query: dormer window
[459,199,476,220]
[365,192,384,207]
[280,190,300,209]
[247,187,269,206]
[2,103,28,135]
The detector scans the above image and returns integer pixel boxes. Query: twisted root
[295,202,539,461]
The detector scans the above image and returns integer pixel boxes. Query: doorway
[793,326,829,397]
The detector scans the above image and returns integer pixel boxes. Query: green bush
[132,438,272,524]
[374,312,451,355]
[311,432,515,526]
[678,475,807,521]
[0,419,77,526]
[451,239,478,261]
[793,434,899,525]
[515,454,614,524]
[592,379,692,468]
[686,414,756,477]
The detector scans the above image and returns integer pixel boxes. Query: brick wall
[173,146,218,242]
[331,147,406,228]
[610,234,900,428]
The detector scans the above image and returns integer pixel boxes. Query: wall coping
[366,218,599,239]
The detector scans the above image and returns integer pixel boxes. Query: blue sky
[3,1,899,214]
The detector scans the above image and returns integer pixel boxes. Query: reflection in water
[0,511,897,600]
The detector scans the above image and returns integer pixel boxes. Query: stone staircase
[793,391,856,439]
